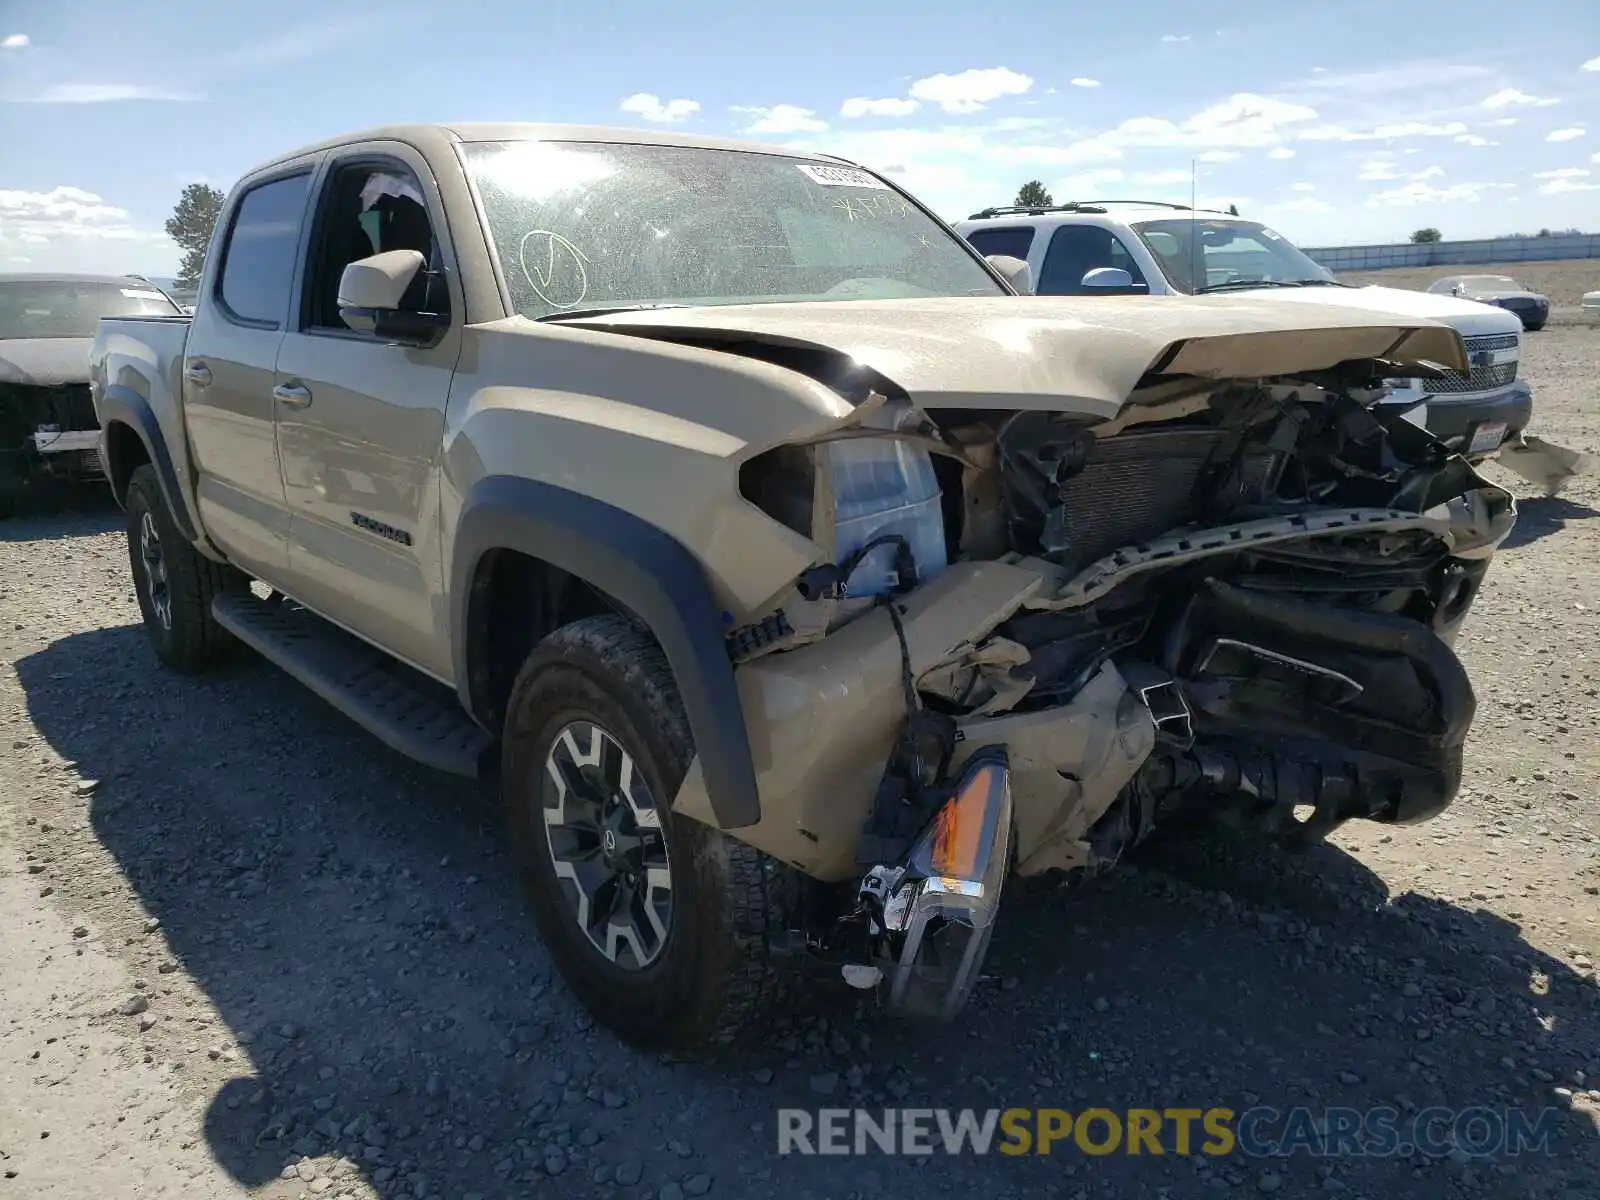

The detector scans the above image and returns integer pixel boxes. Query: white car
[955,202,1531,458]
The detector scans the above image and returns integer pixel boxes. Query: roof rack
[960,200,1235,220]
[965,202,1109,219]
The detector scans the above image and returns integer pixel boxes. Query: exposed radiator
[1000,420,1279,569]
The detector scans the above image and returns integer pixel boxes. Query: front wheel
[125,464,247,673]
[502,614,784,1052]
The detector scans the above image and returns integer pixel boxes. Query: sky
[1,0,1598,275]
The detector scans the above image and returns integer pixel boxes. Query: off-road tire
[503,613,785,1053]
[125,464,247,673]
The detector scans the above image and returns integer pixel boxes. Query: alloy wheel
[138,510,172,631]
[541,720,673,970]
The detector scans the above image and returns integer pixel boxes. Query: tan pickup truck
[90,122,1515,1052]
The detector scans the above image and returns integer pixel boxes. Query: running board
[211,592,493,778]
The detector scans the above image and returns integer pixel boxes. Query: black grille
[1426,334,1519,396]
[1055,428,1278,565]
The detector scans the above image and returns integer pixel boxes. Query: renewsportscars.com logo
[777,1106,1564,1159]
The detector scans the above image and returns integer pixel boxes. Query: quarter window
[218,173,312,326]
[964,226,1036,262]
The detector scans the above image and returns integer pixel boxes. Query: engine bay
[730,358,1515,875]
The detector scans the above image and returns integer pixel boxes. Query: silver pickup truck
[91,122,1515,1052]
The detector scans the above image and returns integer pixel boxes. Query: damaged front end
[661,311,1515,1021]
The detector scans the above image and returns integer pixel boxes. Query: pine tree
[165,184,227,288]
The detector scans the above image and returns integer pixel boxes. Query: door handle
[272,383,313,409]
[183,361,212,388]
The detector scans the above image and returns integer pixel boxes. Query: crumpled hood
[575,294,1467,419]
[1249,285,1525,338]
[0,338,93,387]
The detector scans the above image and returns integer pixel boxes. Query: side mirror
[337,249,447,345]
[984,254,1033,295]
[1082,267,1134,289]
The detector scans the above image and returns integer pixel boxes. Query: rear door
[182,162,317,579]
[270,143,462,679]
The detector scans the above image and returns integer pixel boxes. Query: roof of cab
[252,122,844,173]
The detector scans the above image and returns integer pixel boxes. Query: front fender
[450,475,760,830]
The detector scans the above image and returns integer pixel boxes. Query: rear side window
[218,173,312,326]
[964,226,1036,261]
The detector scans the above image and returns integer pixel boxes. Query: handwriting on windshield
[830,195,915,222]
[517,229,590,309]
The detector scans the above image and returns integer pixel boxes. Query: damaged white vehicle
[90,125,1515,1050]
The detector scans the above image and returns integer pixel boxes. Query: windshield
[1131,218,1335,294]
[1457,275,1521,291]
[0,280,182,339]
[461,140,1003,318]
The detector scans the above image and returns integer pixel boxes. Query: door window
[1036,226,1148,295]
[217,173,312,327]
[302,163,450,331]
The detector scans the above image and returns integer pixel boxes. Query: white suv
[955,202,1531,458]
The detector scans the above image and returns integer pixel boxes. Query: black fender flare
[451,475,759,830]
[98,384,200,544]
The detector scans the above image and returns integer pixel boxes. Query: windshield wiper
[1195,278,1349,294]
[535,303,688,322]
[1194,279,1306,294]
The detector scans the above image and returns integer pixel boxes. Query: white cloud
[1547,127,1586,142]
[1299,119,1466,143]
[1052,168,1126,195]
[1534,167,1590,179]
[1133,169,1194,185]
[909,67,1033,113]
[1539,177,1599,195]
[1411,166,1446,181]
[1454,134,1492,146]
[618,92,700,124]
[1481,88,1559,109]
[0,186,171,268]
[1271,197,1333,215]
[1368,180,1498,206]
[1069,77,1100,89]
[1580,56,1600,72]
[1267,146,1296,159]
[735,104,827,135]
[1197,149,1241,163]
[1,33,28,49]
[994,136,1122,166]
[1097,93,1319,154]
[24,84,194,103]
[1485,117,1519,127]
[1358,159,1401,181]
[1290,181,1316,191]
[840,96,920,118]
[1161,34,1191,43]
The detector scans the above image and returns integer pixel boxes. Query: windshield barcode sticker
[796,163,891,190]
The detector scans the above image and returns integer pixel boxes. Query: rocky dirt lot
[2,330,1598,1200]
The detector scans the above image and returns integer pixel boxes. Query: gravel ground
[2,330,1598,1199]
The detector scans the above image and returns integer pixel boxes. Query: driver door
[271,146,462,679]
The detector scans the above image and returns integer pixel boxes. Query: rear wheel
[502,614,785,1052]
[125,464,247,673]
